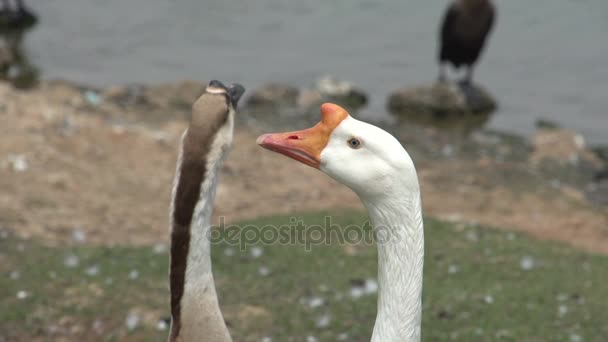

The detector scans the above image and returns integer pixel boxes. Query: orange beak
[256,103,349,169]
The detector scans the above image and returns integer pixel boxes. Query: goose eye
[347,138,362,149]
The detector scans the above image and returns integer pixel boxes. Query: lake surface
[25,0,608,143]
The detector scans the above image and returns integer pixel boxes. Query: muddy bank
[0,80,606,253]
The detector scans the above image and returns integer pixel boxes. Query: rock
[42,80,87,106]
[103,81,205,111]
[83,90,103,106]
[0,28,40,89]
[587,179,608,207]
[0,40,13,74]
[243,78,368,131]
[387,81,497,122]
[530,129,604,168]
[535,118,561,130]
[530,129,608,207]
[245,83,300,107]
[6,154,28,172]
[145,80,205,110]
[102,84,148,107]
[246,77,367,111]
[314,75,368,109]
[296,88,323,109]
[591,145,608,163]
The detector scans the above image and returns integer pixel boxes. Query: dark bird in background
[438,0,495,85]
[0,0,37,30]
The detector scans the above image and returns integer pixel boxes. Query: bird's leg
[463,66,474,86]
[15,0,24,11]
[437,64,447,83]
[1,0,10,11]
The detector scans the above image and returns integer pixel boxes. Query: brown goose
[438,0,496,84]
[168,80,245,342]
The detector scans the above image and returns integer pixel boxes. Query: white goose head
[257,103,418,199]
[258,103,425,342]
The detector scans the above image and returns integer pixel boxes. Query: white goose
[168,80,245,342]
[257,103,424,341]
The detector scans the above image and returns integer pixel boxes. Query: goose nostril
[287,135,299,140]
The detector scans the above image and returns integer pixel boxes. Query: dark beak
[208,79,228,90]
[228,83,246,108]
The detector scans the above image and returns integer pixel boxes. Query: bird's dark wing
[482,4,496,41]
[440,4,459,43]
[438,3,459,61]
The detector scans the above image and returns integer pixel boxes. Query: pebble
[156,319,168,331]
[349,278,378,299]
[364,279,378,294]
[112,125,127,135]
[16,290,29,299]
[306,336,318,342]
[582,262,591,272]
[495,330,512,338]
[315,313,331,328]
[250,246,264,259]
[520,256,536,271]
[484,295,494,304]
[570,334,583,342]
[84,90,102,106]
[128,270,139,280]
[261,337,272,342]
[350,286,365,299]
[448,264,459,274]
[9,270,20,280]
[125,313,140,331]
[441,144,455,157]
[574,135,585,149]
[315,75,352,95]
[46,323,61,335]
[558,305,568,317]
[224,248,235,257]
[153,243,167,254]
[303,296,325,309]
[337,333,349,341]
[92,319,105,335]
[7,154,28,172]
[85,265,100,277]
[465,230,479,242]
[258,266,270,277]
[63,254,80,268]
[150,131,172,144]
[72,229,87,244]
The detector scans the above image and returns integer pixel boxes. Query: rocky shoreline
[1,79,607,253]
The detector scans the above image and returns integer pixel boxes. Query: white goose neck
[361,186,424,342]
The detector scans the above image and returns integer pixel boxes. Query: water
[25,0,608,143]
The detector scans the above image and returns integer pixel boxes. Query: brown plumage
[168,80,244,342]
[438,0,496,84]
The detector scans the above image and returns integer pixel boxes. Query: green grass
[1,212,607,341]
